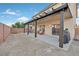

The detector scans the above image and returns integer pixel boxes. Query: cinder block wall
[11,28,27,34]
[0,23,11,43]
[3,24,11,41]
[0,24,4,43]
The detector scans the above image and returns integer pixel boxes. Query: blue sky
[0,3,50,26]
[0,3,79,26]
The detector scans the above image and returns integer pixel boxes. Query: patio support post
[27,24,29,35]
[59,11,64,48]
[35,20,37,37]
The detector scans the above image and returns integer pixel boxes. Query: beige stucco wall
[66,3,76,40]
[37,14,60,36]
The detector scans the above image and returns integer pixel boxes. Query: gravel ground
[0,33,79,56]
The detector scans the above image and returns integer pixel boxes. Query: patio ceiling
[37,8,72,25]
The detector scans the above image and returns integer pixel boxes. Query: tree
[11,22,25,28]
[12,24,16,28]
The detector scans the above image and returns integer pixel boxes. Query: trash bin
[64,28,70,44]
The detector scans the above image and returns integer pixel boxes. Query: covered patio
[24,3,76,48]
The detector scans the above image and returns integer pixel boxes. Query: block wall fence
[0,23,11,43]
[11,28,27,34]
[0,23,28,43]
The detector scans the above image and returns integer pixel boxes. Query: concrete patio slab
[25,33,72,50]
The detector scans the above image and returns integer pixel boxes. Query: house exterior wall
[66,3,76,40]
[45,18,60,36]
[37,17,60,36]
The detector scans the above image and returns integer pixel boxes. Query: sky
[0,3,50,26]
[0,3,79,26]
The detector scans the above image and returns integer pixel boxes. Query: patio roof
[24,3,68,25]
